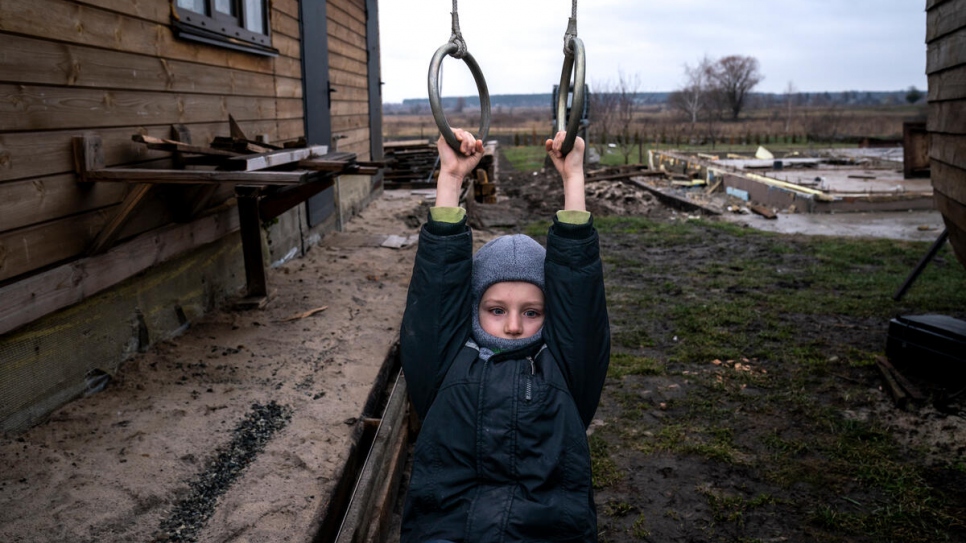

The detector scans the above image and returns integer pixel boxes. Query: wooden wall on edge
[927,0,966,266]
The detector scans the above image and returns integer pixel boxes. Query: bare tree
[667,57,713,139]
[588,80,618,157]
[613,70,642,164]
[708,55,763,120]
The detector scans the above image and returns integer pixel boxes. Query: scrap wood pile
[131,119,381,176]
[383,140,439,186]
[383,140,496,193]
[586,164,666,183]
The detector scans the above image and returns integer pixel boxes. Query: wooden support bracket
[88,183,155,256]
[72,133,105,183]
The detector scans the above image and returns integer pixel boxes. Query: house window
[172,0,278,56]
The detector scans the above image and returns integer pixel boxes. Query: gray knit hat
[471,235,546,355]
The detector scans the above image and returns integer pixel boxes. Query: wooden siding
[928,0,966,266]
[0,0,310,286]
[328,0,372,159]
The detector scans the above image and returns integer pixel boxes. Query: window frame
[172,0,279,57]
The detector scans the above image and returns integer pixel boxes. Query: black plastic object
[886,314,966,381]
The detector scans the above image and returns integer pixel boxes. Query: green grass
[572,215,966,543]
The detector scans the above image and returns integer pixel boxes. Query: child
[400,129,610,542]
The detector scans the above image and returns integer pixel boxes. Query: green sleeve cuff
[556,210,592,225]
[430,207,466,224]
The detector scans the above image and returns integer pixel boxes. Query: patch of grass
[630,513,650,538]
[502,145,548,172]
[609,353,664,378]
[592,215,966,541]
[589,434,623,490]
[603,500,636,518]
[698,488,776,527]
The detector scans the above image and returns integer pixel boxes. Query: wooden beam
[236,187,268,299]
[72,134,105,183]
[132,134,242,157]
[83,168,315,185]
[223,145,327,171]
[88,184,155,255]
[259,176,335,221]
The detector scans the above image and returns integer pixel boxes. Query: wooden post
[236,187,268,303]
[72,133,105,183]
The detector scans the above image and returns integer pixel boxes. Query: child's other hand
[545,131,585,185]
[438,129,484,185]
[546,132,586,211]
[436,128,484,207]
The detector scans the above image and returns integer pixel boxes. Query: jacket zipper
[525,357,535,402]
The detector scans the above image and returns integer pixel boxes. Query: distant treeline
[387,90,918,112]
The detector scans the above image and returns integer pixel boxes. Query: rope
[449,0,467,59]
[564,0,578,56]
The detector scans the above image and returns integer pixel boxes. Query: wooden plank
[276,76,304,99]
[85,168,314,185]
[0,121,279,184]
[928,100,966,133]
[277,119,306,142]
[330,0,367,26]
[0,208,109,282]
[328,54,369,79]
[936,189,966,236]
[298,152,358,171]
[0,0,274,75]
[0,33,273,94]
[0,84,278,132]
[930,133,966,168]
[0,174,127,234]
[272,10,301,40]
[273,0,300,19]
[329,36,369,64]
[276,55,304,79]
[223,146,326,171]
[274,32,302,60]
[329,68,369,89]
[328,3,368,37]
[278,98,307,120]
[71,0,170,24]
[331,100,370,118]
[132,135,243,157]
[928,69,966,102]
[927,26,966,74]
[0,203,239,335]
[335,374,409,543]
[927,0,966,43]
[931,158,966,204]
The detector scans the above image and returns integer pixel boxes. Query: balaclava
[471,234,546,357]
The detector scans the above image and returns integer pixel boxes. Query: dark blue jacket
[400,215,610,543]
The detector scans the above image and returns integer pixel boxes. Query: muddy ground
[492,157,966,543]
[2,149,965,543]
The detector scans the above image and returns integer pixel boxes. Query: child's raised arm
[545,131,586,212]
[436,128,485,208]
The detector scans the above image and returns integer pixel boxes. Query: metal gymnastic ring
[555,37,586,156]
[428,42,491,152]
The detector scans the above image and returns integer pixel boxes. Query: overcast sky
[377,0,927,104]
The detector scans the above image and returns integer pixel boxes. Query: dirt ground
[2,149,965,543]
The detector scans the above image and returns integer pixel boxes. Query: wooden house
[927,0,966,268]
[0,0,385,431]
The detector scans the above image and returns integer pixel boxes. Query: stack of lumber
[383,141,439,185]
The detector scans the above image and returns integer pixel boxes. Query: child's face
[478,281,545,340]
